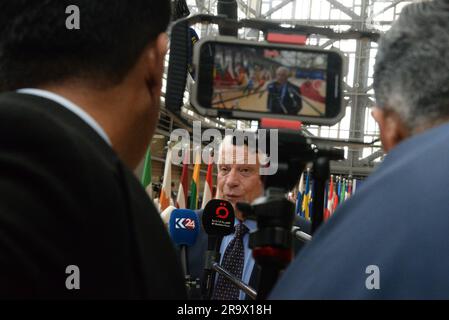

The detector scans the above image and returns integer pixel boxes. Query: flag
[340,179,346,203]
[176,154,189,209]
[346,179,352,200]
[295,172,305,215]
[141,147,152,197]
[337,176,342,204]
[302,170,311,220]
[189,151,201,210]
[308,179,314,220]
[323,181,328,220]
[325,175,334,220]
[159,146,173,211]
[201,160,214,209]
[332,176,339,213]
[353,179,358,194]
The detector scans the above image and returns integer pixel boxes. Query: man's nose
[225,168,240,188]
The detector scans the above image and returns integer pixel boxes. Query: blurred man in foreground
[271,0,449,299]
[0,0,186,299]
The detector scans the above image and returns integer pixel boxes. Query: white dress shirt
[17,88,111,146]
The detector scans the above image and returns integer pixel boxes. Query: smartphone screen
[193,38,344,125]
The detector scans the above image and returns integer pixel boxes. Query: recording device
[192,37,345,126]
[201,199,235,300]
[166,13,377,300]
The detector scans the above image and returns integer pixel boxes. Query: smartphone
[191,36,345,126]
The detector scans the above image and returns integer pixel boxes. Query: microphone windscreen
[169,209,200,247]
[202,199,235,236]
[161,206,176,225]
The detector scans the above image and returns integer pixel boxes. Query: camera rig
[166,12,379,300]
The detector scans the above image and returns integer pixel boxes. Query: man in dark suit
[267,67,302,115]
[271,0,449,299]
[187,134,311,300]
[0,1,186,299]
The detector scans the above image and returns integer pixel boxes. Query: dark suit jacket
[0,92,186,299]
[187,210,311,299]
[271,122,449,299]
[267,81,302,115]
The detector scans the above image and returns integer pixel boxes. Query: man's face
[276,69,289,84]
[217,144,264,220]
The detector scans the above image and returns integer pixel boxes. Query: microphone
[169,209,200,276]
[201,199,235,300]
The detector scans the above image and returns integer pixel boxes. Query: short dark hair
[0,0,171,91]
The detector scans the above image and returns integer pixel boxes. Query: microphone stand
[292,227,312,243]
[212,263,257,300]
[202,235,224,300]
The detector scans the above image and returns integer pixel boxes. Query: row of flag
[295,170,361,221]
[142,145,214,212]
[142,145,363,219]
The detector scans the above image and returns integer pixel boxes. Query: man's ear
[372,107,409,153]
[145,33,169,94]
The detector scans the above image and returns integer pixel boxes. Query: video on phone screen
[212,44,328,117]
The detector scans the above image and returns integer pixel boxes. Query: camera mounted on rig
[166,1,379,299]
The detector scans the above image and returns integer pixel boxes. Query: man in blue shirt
[187,134,310,300]
[267,67,302,115]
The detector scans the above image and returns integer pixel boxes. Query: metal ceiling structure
[157,0,417,177]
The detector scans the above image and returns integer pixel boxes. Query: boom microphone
[169,209,200,276]
[201,199,235,300]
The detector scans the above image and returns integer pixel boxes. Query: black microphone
[201,199,235,300]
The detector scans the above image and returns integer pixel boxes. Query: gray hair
[374,0,449,131]
[276,66,290,75]
[217,133,268,167]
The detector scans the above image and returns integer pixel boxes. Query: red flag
[325,176,334,221]
[176,154,189,209]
